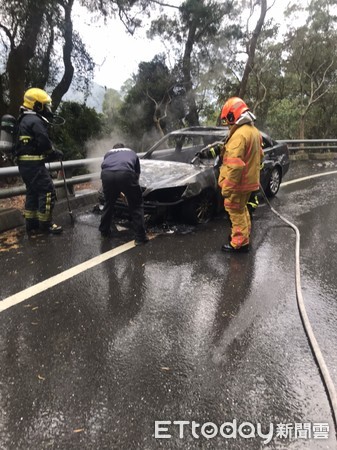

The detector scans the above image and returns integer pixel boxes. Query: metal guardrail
[0,139,337,199]
[0,158,102,199]
[278,139,337,152]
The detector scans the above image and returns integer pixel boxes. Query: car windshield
[159,134,210,151]
[142,127,229,159]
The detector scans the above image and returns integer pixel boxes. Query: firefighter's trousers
[99,170,146,241]
[18,164,56,230]
[224,192,252,248]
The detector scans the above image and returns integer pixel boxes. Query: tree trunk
[182,22,200,126]
[237,0,267,99]
[37,13,55,88]
[6,3,45,116]
[51,0,75,110]
[299,114,305,140]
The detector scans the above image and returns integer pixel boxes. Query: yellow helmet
[23,88,52,113]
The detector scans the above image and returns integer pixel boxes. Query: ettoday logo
[155,420,275,444]
[154,420,329,444]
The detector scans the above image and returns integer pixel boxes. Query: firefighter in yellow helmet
[15,88,64,234]
[217,97,263,252]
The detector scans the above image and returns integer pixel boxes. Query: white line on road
[281,170,337,187]
[0,240,137,313]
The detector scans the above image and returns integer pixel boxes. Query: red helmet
[220,97,249,125]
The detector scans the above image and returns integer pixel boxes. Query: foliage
[101,88,123,136]
[281,0,337,138]
[264,98,300,139]
[50,101,103,160]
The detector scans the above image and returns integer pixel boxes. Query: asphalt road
[0,160,337,449]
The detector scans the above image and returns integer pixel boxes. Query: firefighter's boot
[40,222,63,234]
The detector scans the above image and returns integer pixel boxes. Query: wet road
[0,160,337,449]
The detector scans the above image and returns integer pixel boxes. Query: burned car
[103,126,290,224]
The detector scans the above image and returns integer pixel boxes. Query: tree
[236,26,285,131]
[148,0,240,126]
[101,88,123,136]
[116,55,185,151]
[0,0,153,117]
[212,0,282,115]
[237,0,268,98]
[1,0,47,116]
[282,0,337,138]
[0,0,94,116]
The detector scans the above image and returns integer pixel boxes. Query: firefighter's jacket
[218,122,263,198]
[15,111,55,166]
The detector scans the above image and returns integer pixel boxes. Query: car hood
[139,159,206,194]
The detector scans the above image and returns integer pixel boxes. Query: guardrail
[0,139,337,199]
[0,158,102,199]
[278,139,337,153]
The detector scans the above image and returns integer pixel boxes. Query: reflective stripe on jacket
[218,123,263,197]
[17,155,46,161]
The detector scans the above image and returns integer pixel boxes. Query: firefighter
[217,97,263,252]
[197,122,262,220]
[99,143,148,245]
[15,88,63,234]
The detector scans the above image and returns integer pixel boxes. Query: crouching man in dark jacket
[99,143,148,245]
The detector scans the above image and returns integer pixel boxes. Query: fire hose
[259,183,337,438]
[193,144,337,436]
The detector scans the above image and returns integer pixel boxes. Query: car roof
[169,126,229,136]
[142,126,230,158]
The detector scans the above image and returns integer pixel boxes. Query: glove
[197,143,223,159]
[44,148,63,162]
[54,149,64,160]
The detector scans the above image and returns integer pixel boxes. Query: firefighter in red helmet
[218,97,263,252]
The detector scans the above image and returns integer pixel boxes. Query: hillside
[62,82,106,113]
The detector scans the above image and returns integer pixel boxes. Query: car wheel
[181,190,216,224]
[265,167,281,197]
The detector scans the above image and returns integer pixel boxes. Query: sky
[72,0,290,91]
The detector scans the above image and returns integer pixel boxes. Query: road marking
[0,240,138,313]
[281,170,337,187]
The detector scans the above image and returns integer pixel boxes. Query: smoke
[85,135,123,159]
[84,132,127,174]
